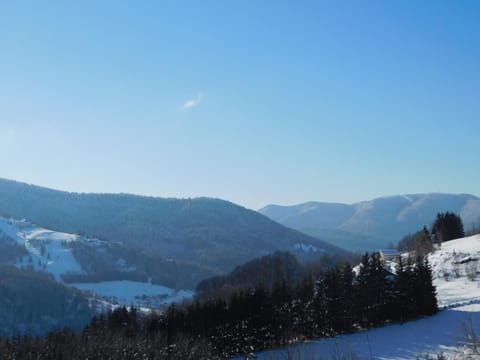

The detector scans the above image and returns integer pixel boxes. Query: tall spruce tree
[354,252,371,327]
[414,256,438,315]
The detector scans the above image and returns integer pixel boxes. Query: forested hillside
[196,251,354,298]
[0,178,343,287]
[0,266,93,337]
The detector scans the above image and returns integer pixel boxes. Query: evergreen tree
[313,268,342,336]
[338,263,355,332]
[395,255,417,321]
[414,256,438,315]
[354,252,371,327]
[432,211,465,243]
[270,281,292,342]
[368,252,389,325]
[291,278,314,339]
[415,226,433,257]
[397,233,417,252]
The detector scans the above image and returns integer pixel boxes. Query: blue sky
[0,1,479,209]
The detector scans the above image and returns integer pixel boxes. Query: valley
[2,2,478,358]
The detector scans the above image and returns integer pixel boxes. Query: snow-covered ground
[0,217,193,309]
[252,305,478,360]
[430,235,480,309]
[238,234,480,360]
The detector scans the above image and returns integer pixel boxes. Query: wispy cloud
[181,92,204,110]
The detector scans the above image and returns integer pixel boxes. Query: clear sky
[1,1,479,210]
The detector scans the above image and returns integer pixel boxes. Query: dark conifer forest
[0,252,437,359]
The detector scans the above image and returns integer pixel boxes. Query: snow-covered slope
[0,216,193,308]
[0,217,85,281]
[243,304,479,360]
[430,234,480,308]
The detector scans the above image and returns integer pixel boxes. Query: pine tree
[368,252,389,325]
[316,268,342,336]
[291,277,314,339]
[432,212,465,243]
[312,271,328,337]
[414,256,438,315]
[415,226,433,257]
[354,252,371,328]
[338,263,355,332]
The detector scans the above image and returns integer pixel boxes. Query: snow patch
[293,243,325,253]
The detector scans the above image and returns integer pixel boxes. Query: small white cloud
[181,92,204,110]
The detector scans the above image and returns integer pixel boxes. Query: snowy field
[71,280,193,307]
[236,234,480,360]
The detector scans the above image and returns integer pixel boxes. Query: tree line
[398,211,465,254]
[0,252,437,359]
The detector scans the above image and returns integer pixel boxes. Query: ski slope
[0,217,85,281]
[0,217,193,308]
[240,234,480,360]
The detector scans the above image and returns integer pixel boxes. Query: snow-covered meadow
[71,280,193,308]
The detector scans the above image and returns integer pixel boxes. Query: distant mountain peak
[260,193,480,251]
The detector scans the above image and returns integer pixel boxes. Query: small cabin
[378,249,400,261]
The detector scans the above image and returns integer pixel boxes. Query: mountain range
[260,193,480,251]
[0,178,342,289]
